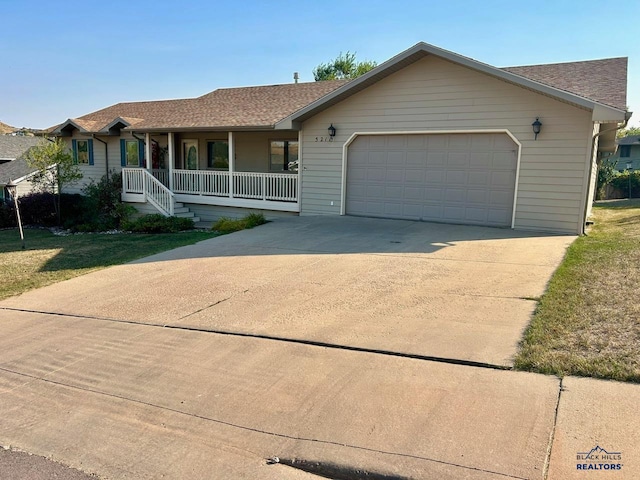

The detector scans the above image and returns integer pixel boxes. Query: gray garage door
[346,133,517,226]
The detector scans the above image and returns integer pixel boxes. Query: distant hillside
[0,121,15,134]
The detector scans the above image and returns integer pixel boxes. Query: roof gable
[278,42,628,128]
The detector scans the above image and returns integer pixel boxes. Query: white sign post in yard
[7,182,25,249]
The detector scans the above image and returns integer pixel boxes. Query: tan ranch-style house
[50,42,630,234]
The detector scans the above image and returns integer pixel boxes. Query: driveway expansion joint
[542,377,564,480]
[0,306,512,371]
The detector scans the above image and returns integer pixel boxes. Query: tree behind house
[26,138,82,225]
[313,52,377,81]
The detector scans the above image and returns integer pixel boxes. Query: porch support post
[297,129,302,204]
[228,131,235,198]
[145,133,152,172]
[168,132,175,191]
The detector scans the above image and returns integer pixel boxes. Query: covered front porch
[121,130,300,216]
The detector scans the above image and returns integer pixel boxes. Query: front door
[182,140,199,170]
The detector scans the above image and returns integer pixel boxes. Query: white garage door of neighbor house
[346,133,518,227]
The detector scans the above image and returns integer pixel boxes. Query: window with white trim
[269,140,298,172]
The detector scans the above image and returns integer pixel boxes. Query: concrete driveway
[0,217,583,479]
[1,216,573,366]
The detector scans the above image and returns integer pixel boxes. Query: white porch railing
[123,168,298,214]
[122,168,174,216]
[151,169,169,186]
[172,169,297,202]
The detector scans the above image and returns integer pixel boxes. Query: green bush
[124,214,194,233]
[0,202,16,228]
[211,212,266,234]
[608,171,640,198]
[13,192,84,227]
[77,171,134,231]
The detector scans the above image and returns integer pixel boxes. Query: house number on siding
[315,137,334,142]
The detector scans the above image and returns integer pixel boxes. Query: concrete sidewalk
[0,217,638,479]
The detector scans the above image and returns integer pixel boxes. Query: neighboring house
[0,135,40,164]
[50,42,630,234]
[0,157,40,203]
[611,135,640,171]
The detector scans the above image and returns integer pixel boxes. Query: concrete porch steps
[173,202,200,223]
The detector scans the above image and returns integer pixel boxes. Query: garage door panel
[468,171,490,186]
[443,206,466,220]
[406,135,426,149]
[405,169,426,183]
[406,151,426,166]
[404,186,424,201]
[427,152,447,166]
[471,135,494,149]
[402,203,423,218]
[471,152,492,168]
[488,209,511,224]
[448,152,469,166]
[489,190,513,205]
[347,133,516,227]
[424,187,443,201]
[466,189,488,203]
[425,170,445,184]
[387,136,406,148]
[385,169,404,182]
[445,170,467,185]
[422,204,444,218]
[444,188,467,203]
[448,135,471,149]
[491,171,516,187]
[367,169,386,182]
[466,207,488,222]
[492,152,517,168]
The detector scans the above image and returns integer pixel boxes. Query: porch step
[172,203,200,224]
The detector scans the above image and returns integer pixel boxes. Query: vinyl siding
[61,132,146,194]
[300,55,594,234]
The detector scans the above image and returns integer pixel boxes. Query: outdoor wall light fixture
[532,118,542,140]
[328,124,336,137]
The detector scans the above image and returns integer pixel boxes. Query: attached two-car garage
[345,133,519,227]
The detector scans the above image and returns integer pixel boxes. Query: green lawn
[0,228,219,301]
[515,200,640,382]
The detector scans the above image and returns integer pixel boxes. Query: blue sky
[1,0,638,129]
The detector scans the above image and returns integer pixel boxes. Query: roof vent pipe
[293,72,299,84]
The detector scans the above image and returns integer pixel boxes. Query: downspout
[92,135,108,174]
[582,113,631,234]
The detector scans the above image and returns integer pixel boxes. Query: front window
[620,145,631,158]
[125,140,140,166]
[76,140,89,164]
[270,140,299,172]
[73,139,94,165]
[207,141,229,169]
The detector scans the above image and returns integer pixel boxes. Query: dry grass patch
[515,199,640,382]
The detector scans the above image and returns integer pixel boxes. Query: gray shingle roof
[64,80,349,132]
[618,135,640,145]
[0,136,41,161]
[502,57,627,110]
[52,51,628,133]
[0,157,38,185]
